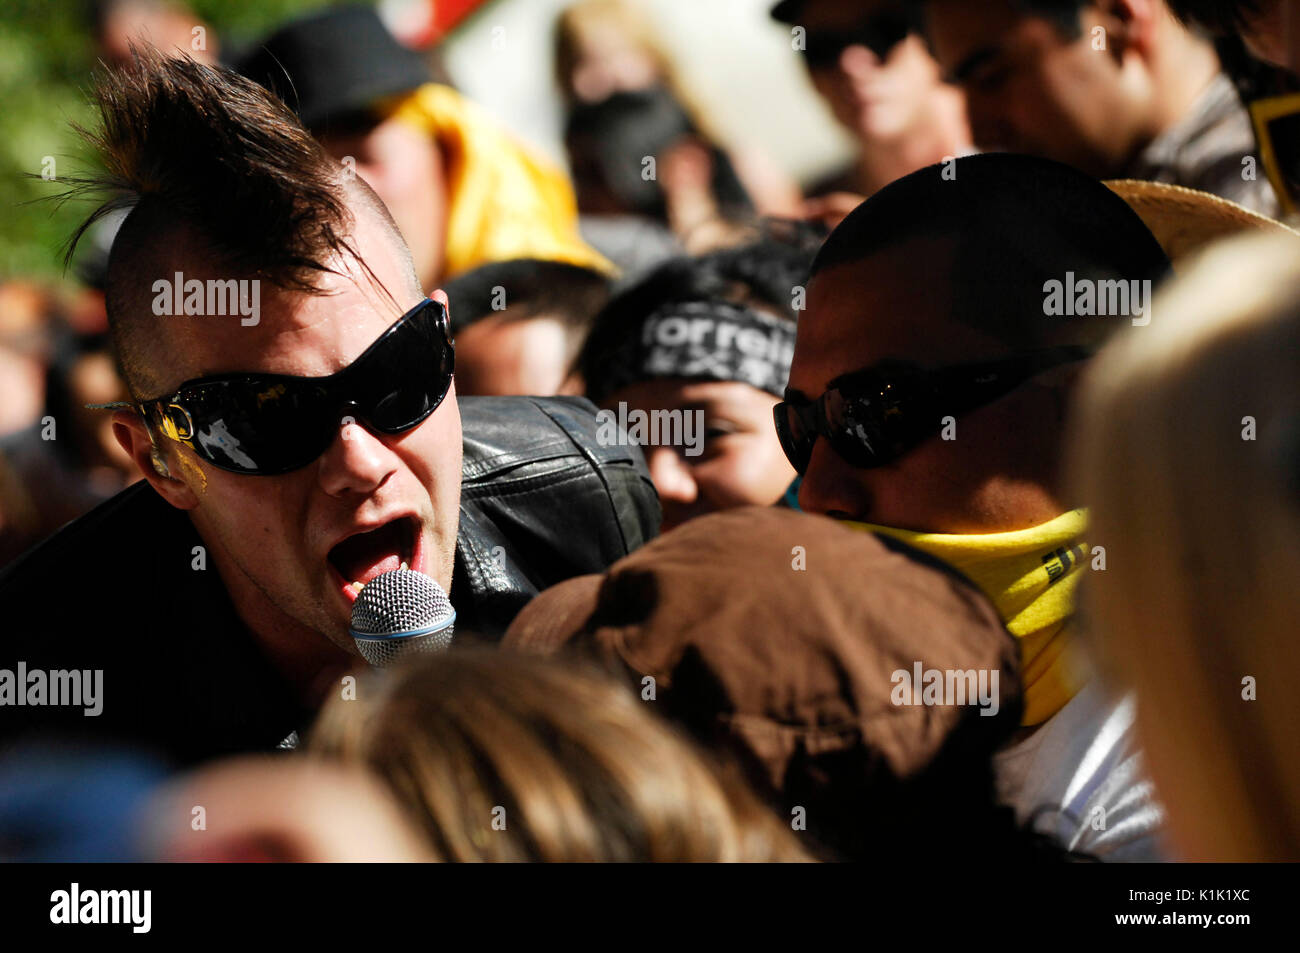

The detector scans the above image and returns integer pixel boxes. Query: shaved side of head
[67,49,421,398]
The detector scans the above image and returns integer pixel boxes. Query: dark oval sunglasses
[774,346,1090,474]
[799,10,916,70]
[113,297,454,476]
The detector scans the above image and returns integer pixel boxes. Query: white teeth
[352,581,364,593]
[400,560,409,571]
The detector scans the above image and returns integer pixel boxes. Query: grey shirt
[1124,72,1281,218]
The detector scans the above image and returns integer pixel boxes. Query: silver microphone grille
[349,568,455,666]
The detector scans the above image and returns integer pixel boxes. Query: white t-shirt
[993,680,1171,861]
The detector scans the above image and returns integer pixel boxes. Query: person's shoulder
[994,681,1169,861]
[0,482,190,601]
[453,396,660,626]
[458,395,648,483]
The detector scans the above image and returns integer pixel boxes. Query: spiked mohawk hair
[61,48,412,395]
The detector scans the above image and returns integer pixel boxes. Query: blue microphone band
[349,609,456,642]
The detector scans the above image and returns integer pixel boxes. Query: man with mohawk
[0,51,658,764]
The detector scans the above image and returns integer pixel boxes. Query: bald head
[810,153,1171,353]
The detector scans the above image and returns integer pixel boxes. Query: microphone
[348,568,456,666]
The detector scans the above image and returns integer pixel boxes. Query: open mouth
[327,516,418,602]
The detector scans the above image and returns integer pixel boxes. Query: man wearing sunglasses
[781,154,1172,858]
[771,0,973,201]
[0,53,658,765]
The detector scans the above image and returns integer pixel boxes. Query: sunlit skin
[111,199,462,705]
[320,117,448,290]
[600,378,796,533]
[453,314,583,396]
[788,240,1072,534]
[923,0,1219,179]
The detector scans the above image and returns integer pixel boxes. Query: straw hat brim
[1105,179,1300,263]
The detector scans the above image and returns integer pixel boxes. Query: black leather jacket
[0,396,659,765]
[453,397,659,634]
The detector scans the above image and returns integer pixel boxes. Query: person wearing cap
[576,223,822,531]
[776,153,1179,859]
[238,5,612,289]
[504,506,1098,861]
[919,0,1281,218]
[771,0,974,204]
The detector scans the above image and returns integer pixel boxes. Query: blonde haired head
[1072,231,1300,861]
[311,648,812,862]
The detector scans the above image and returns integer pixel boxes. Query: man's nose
[317,416,398,497]
[646,446,698,506]
[797,437,871,520]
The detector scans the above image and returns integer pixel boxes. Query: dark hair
[59,48,412,395]
[442,258,612,335]
[809,153,1171,352]
[915,0,1086,38]
[1166,0,1267,33]
[575,219,825,390]
[1012,0,1088,36]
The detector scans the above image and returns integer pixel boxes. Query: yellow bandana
[845,509,1091,725]
[386,84,614,279]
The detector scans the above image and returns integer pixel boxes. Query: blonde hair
[554,0,670,94]
[311,649,812,862]
[553,0,721,142]
[1071,231,1300,861]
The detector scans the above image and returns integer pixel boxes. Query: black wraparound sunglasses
[110,297,454,476]
[774,347,1090,474]
[799,10,916,69]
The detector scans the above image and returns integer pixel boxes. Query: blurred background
[0,0,856,565]
[0,0,852,284]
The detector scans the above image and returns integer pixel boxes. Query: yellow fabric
[385,84,614,279]
[845,509,1091,726]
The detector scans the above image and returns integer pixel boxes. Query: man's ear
[112,410,200,510]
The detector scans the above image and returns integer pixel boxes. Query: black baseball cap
[237,5,431,131]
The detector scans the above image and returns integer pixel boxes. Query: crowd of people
[1,0,1298,865]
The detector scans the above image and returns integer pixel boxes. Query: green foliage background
[0,0,334,284]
